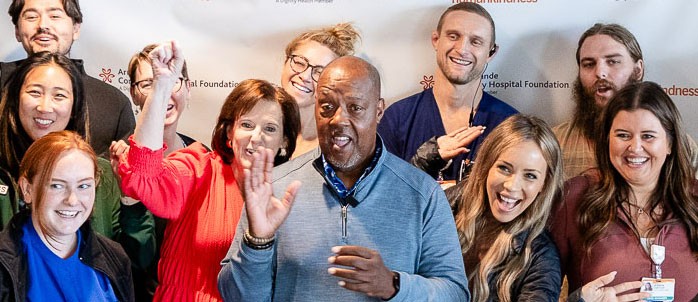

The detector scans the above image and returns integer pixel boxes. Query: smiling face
[24,149,95,245]
[315,58,383,179]
[227,100,286,169]
[19,63,74,141]
[609,109,671,191]
[486,140,547,223]
[578,34,643,107]
[131,59,188,128]
[281,40,338,109]
[432,10,494,85]
[14,0,80,55]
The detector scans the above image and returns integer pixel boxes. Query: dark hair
[575,23,643,70]
[0,51,87,178]
[20,130,98,246]
[127,43,189,85]
[211,79,300,166]
[580,81,698,256]
[436,2,496,46]
[8,0,83,25]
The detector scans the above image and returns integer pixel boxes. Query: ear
[72,22,81,41]
[487,44,499,63]
[633,59,644,81]
[18,177,32,204]
[14,26,20,43]
[431,30,440,50]
[376,97,385,122]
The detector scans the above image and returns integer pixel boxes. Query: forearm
[219,228,275,302]
[134,83,170,150]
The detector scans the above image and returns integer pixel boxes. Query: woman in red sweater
[112,42,300,302]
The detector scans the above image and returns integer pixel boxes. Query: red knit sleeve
[118,136,211,219]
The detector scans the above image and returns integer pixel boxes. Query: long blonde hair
[454,115,562,302]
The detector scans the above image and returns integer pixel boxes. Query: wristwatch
[382,271,400,301]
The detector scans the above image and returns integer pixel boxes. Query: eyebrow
[51,177,95,183]
[500,160,542,174]
[581,53,624,61]
[22,7,66,15]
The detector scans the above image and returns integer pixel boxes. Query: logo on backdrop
[96,67,242,95]
[420,75,434,90]
[419,71,571,94]
[663,84,698,97]
[99,68,115,83]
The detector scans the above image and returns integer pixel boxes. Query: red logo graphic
[420,75,434,90]
[99,68,115,83]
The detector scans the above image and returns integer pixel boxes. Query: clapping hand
[436,125,485,160]
[328,245,396,300]
[243,147,301,239]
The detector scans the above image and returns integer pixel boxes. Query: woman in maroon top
[552,82,698,301]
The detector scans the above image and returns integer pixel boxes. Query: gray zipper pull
[341,204,348,243]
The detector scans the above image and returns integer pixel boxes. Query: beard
[571,75,640,140]
[571,78,604,140]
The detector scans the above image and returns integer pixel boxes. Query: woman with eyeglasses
[281,23,360,158]
[128,43,196,153]
[0,131,134,301]
[112,41,300,302]
[123,43,199,301]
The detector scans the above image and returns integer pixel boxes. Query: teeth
[500,196,518,204]
[56,210,78,218]
[245,148,256,155]
[450,57,472,66]
[291,82,311,93]
[35,118,53,125]
[627,157,648,164]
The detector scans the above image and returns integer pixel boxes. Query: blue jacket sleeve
[390,186,470,301]
[218,210,276,302]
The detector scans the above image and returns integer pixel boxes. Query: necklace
[626,201,649,215]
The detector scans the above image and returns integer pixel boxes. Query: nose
[595,63,608,79]
[36,96,55,113]
[297,67,313,83]
[64,189,79,206]
[329,105,350,127]
[249,127,263,145]
[629,136,643,152]
[503,175,522,192]
[38,14,49,31]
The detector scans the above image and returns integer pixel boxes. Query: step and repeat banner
[1,0,696,143]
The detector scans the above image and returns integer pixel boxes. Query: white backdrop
[1,0,697,144]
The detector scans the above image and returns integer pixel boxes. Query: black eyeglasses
[133,77,187,96]
[287,55,324,83]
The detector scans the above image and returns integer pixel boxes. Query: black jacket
[0,210,134,301]
[448,181,561,301]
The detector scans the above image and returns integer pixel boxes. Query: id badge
[640,278,675,301]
